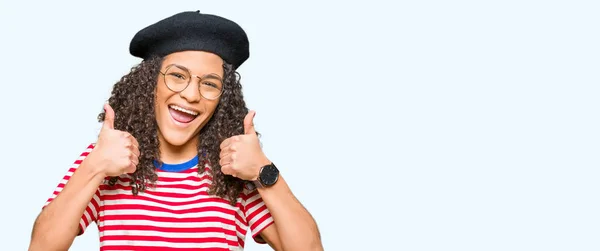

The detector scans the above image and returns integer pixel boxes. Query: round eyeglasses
[159,64,224,100]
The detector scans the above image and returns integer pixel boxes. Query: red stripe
[246,204,268,223]
[100,225,236,235]
[102,194,236,207]
[84,205,95,224]
[81,213,90,227]
[252,220,274,244]
[100,235,238,247]
[154,167,199,174]
[103,204,236,215]
[101,246,229,251]
[250,210,272,231]
[102,171,208,184]
[154,182,213,189]
[103,215,234,224]
[105,184,214,198]
[245,193,262,208]
[90,192,101,213]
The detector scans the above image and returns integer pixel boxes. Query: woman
[29,11,322,251]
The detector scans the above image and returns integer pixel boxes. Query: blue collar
[154,155,199,172]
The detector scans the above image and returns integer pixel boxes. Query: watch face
[260,164,279,186]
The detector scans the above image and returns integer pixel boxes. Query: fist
[87,103,140,177]
[219,111,270,180]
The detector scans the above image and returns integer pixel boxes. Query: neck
[158,135,200,164]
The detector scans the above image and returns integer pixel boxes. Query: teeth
[169,105,198,116]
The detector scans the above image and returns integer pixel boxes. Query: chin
[157,105,208,148]
[161,131,198,147]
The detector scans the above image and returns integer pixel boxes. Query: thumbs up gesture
[219,110,270,181]
[86,103,140,177]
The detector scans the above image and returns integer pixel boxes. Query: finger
[219,149,228,159]
[219,154,233,166]
[128,135,141,158]
[129,154,139,166]
[126,162,137,174]
[219,145,236,158]
[129,134,140,149]
[220,136,238,150]
[102,103,115,131]
[221,164,232,175]
[244,110,256,135]
[220,138,230,150]
[132,145,141,159]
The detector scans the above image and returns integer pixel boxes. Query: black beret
[129,11,249,69]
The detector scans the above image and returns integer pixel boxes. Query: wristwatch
[253,163,279,188]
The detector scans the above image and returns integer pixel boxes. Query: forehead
[162,51,224,77]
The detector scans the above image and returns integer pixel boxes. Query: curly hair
[97,56,253,205]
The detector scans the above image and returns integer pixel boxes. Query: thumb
[102,103,115,131]
[244,110,256,135]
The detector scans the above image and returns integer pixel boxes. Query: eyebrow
[201,73,222,80]
[165,63,223,79]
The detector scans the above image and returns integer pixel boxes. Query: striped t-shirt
[43,143,274,250]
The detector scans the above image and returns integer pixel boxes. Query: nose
[178,77,202,103]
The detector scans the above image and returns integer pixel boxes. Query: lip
[168,103,200,115]
[167,104,201,127]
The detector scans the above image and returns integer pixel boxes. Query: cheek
[155,83,167,100]
[155,83,173,106]
[204,100,220,115]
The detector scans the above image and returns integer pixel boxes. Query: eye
[168,72,187,80]
[202,81,219,88]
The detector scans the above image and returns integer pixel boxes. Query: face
[155,50,224,149]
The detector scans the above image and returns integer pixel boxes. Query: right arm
[29,103,139,251]
[29,144,106,251]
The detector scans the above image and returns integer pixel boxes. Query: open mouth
[168,104,199,124]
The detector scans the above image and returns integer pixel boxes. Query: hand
[86,103,140,177]
[219,110,270,180]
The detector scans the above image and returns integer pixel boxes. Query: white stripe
[101,220,234,229]
[236,218,247,232]
[148,179,210,190]
[157,169,201,178]
[102,230,240,245]
[103,229,226,238]
[108,178,212,187]
[100,240,230,249]
[106,175,212,186]
[235,217,249,241]
[237,232,246,243]
[103,186,212,196]
[89,193,100,218]
[105,209,234,219]
[244,193,261,205]
[104,199,237,211]
[251,217,274,235]
[102,190,227,204]
[248,207,269,226]
[78,218,88,231]
[155,178,210,186]
[82,210,92,225]
[245,200,267,218]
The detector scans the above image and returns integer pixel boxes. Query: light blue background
[0,1,598,250]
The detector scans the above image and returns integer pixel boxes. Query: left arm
[220,110,323,251]
[255,169,322,251]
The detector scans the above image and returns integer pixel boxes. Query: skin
[155,51,223,164]
[29,50,323,251]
